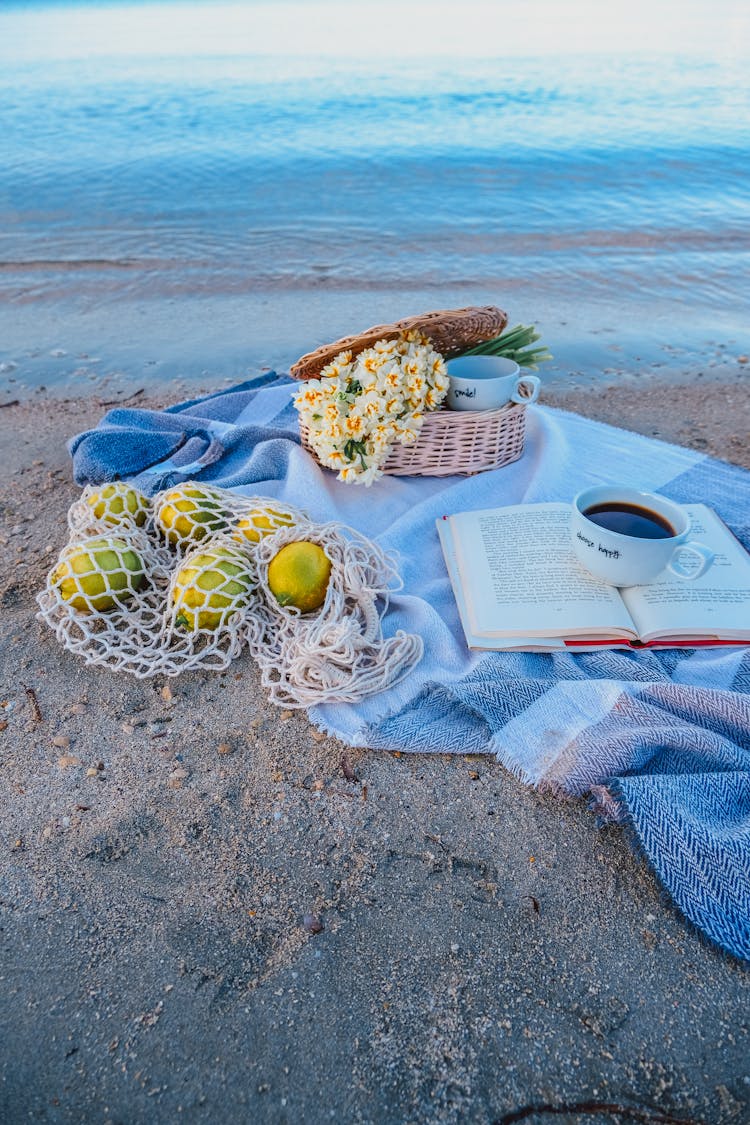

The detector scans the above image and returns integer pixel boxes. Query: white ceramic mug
[571,485,714,587]
[445,356,541,412]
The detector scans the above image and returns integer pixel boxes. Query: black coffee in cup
[582,501,676,539]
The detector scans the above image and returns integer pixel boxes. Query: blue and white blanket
[70,374,750,962]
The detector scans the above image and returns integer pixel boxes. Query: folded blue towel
[69,373,300,492]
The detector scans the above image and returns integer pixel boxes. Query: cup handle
[667,542,714,580]
[511,374,541,404]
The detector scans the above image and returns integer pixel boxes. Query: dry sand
[1,384,749,1125]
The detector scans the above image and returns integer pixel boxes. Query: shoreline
[1,380,748,1121]
[1,286,748,408]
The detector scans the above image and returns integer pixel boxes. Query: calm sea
[1,0,749,390]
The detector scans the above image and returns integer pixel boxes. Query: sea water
[1,0,749,392]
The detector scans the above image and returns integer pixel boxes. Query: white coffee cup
[571,485,714,587]
[445,356,541,412]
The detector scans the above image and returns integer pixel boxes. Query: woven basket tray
[293,305,533,478]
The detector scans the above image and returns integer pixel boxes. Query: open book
[437,502,750,651]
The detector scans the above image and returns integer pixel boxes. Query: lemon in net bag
[168,540,256,631]
[154,483,229,549]
[85,482,150,529]
[67,482,152,538]
[266,540,332,613]
[49,535,146,613]
[232,502,298,544]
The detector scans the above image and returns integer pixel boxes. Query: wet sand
[0,380,748,1124]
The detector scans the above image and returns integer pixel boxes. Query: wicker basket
[293,305,534,478]
[299,399,528,478]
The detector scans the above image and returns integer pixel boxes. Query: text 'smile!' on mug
[445,356,541,411]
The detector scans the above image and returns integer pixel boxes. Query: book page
[437,519,569,649]
[621,505,750,642]
[446,504,636,639]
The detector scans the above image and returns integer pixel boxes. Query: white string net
[248,522,423,707]
[37,481,423,706]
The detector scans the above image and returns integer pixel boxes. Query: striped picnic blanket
[70,374,750,961]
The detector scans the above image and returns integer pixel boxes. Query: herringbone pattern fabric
[611,771,750,959]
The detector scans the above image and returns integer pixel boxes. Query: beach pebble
[738,355,748,364]
[58,754,81,769]
[279,711,293,722]
[217,742,232,756]
[302,913,324,934]
[69,703,87,715]
[86,767,99,778]
[160,684,173,703]
[0,720,7,733]
[52,735,71,749]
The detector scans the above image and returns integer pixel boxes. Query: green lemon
[51,537,145,613]
[156,485,227,546]
[232,504,297,545]
[267,541,331,613]
[86,482,150,528]
[171,546,254,630]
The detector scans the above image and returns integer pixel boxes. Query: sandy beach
[3,0,749,1114]
[1,374,748,1124]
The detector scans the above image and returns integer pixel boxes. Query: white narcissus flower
[381,367,402,391]
[293,331,448,485]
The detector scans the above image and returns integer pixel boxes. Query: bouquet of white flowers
[293,330,449,486]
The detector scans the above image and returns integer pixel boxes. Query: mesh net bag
[38,528,177,677]
[247,522,423,707]
[38,481,423,705]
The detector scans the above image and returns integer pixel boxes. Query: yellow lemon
[232,504,296,545]
[267,541,331,613]
[86,482,150,528]
[51,537,145,613]
[156,485,227,547]
[171,546,254,630]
